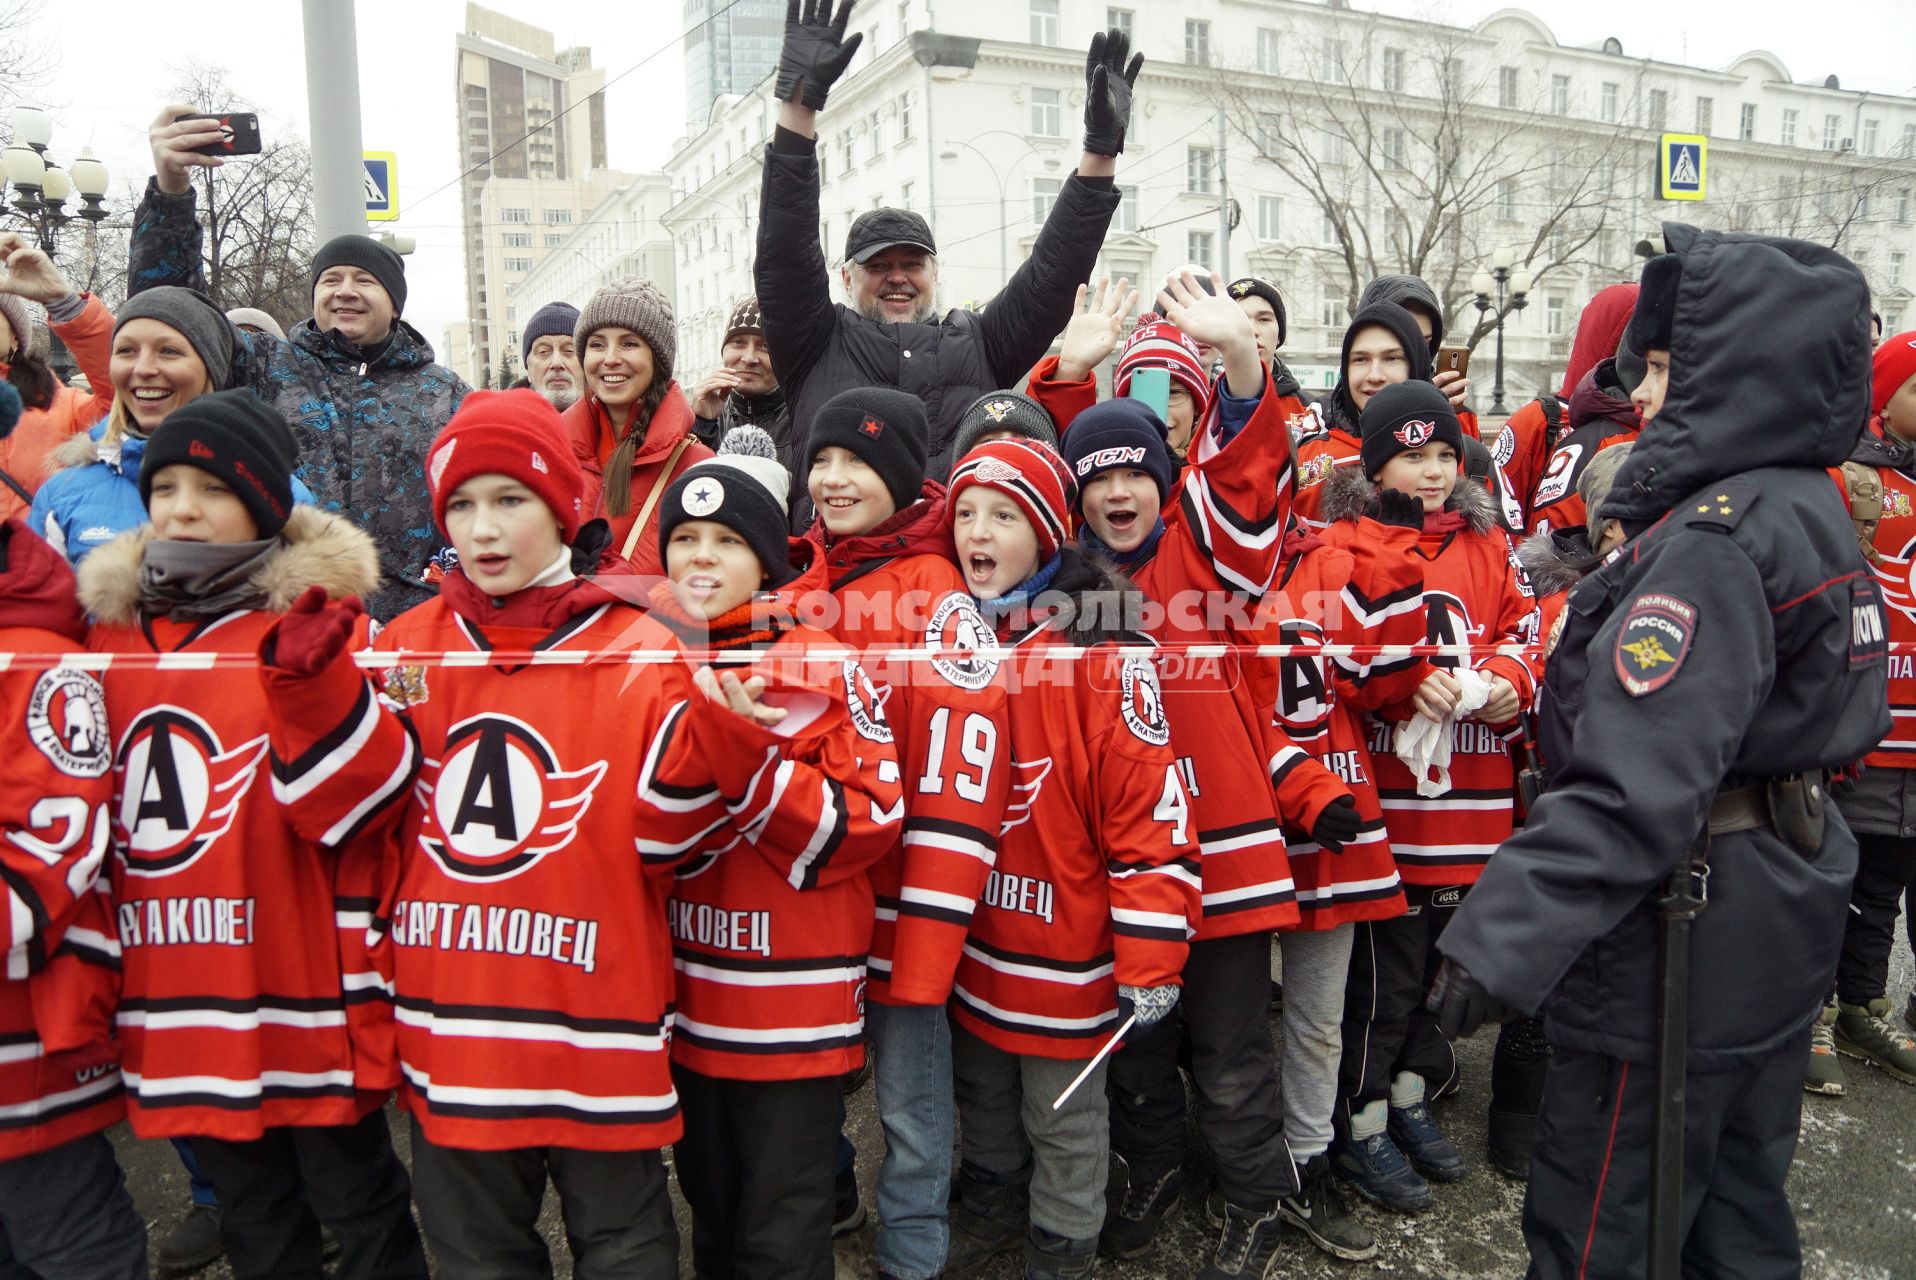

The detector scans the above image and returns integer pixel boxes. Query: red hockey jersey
[1319,474,1539,886]
[896,583,1198,1059]
[0,522,121,1161]
[1855,457,1916,769]
[77,511,397,1141]
[808,486,1013,1008]
[652,546,904,1081]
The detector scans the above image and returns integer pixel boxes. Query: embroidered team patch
[1119,656,1170,746]
[1613,593,1696,697]
[27,668,110,778]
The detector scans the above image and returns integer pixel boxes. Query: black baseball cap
[845,208,938,264]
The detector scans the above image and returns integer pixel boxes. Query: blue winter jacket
[31,421,316,569]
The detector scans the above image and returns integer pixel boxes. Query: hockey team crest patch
[28,667,110,778]
[1613,593,1696,697]
[926,595,1000,691]
[1393,419,1436,448]
[1119,656,1170,746]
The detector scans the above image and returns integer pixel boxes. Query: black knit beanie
[806,387,929,512]
[312,235,408,317]
[660,426,793,586]
[1625,254,1681,357]
[951,390,1059,463]
[140,390,300,537]
[1332,302,1434,429]
[1359,380,1466,481]
[1227,276,1287,348]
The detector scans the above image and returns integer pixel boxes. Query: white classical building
[500,175,680,356]
[546,0,1916,406]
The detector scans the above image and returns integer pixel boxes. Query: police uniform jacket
[1437,224,1891,1071]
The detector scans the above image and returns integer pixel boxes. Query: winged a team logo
[1393,419,1436,448]
[1001,756,1053,835]
[416,714,607,882]
[114,706,268,876]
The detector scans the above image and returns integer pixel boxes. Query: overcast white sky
[12,0,1915,350]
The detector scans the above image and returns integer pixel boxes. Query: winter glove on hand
[268,585,363,677]
[1426,957,1516,1040]
[1118,983,1180,1028]
[1082,28,1144,157]
[1365,488,1425,529]
[776,0,864,112]
[1309,795,1362,854]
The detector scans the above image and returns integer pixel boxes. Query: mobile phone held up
[1435,345,1472,379]
[1126,367,1171,423]
[178,112,263,157]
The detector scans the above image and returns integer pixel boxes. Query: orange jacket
[0,295,115,523]
[563,387,713,577]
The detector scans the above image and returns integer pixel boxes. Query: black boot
[1488,1014,1550,1180]
[947,1165,1030,1279]
[1024,1226,1098,1279]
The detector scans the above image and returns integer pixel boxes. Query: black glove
[775,0,864,113]
[1364,487,1425,529]
[1426,957,1517,1040]
[1082,28,1144,157]
[1308,795,1362,854]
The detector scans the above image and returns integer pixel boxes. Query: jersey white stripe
[395,1005,663,1053]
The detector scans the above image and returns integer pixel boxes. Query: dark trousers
[408,1119,676,1280]
[1107,930,1297,1208]
[1339,883,1463,1111]
[1522,1038,1809,1280]
[188,1109,425,1280]
[0,1132,148,1280]
[1836,832,1916,1003]
[673,1066,839,1280]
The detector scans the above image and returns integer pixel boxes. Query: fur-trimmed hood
[49,420,136,474]
[1319,465,1501,535]
[1515,530,1596,597]
[993,545,1152,647]
[77,505,381,626]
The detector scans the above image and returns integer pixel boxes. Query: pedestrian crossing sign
[363,152,398,222]
[1659,134,1706,202]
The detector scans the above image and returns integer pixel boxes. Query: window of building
[1031,88,1061,137]
[869,110,882,152]
[545,234,565,247]
[899,92,914,140]
[1823,113,1842,150]
[1187,145,1215,194]
[1187,230,1214,271]
[1255,112,1282,154]
[1106,7,1132,38]
[1863,119,1880,155]
[1382,127,1407,170]
[1114,185,1139,233]
[1321,206,1339,243]
[504,257,531,272]
[1546,294,1566,337]
[1859,190,1872,220]
[501,207,531,223]
[1498,66,1520,108]
[1031,177,1061,229]
[545,209,571,224]
[1382,48,1406,94]
[1497,177,1516,221]
[1185,19,1210,65]
[900,180,914,211]
[1257,194,1281,241]
[1904,124,1916,158]
[841,132,855,171]
[1257,28,1280,75]
[1648,89,1668,131]
[1385,207,1408,248]
[1887,310,1903,334]
[1600,82,1618,123]
[1319,123,1347,167]
[819,149,829,183]
[1440,57,1461,99]
[1319,286,1343,327]
[1550,75,1569,115]
[1695,96,1713,135]
[1781,109,1798,146]
[1893,252,1907,289]
[1029,0,1059,46]
[503,232,531,247]
[1322,36,1346,75]
[1739,103,1756,140]
[1898,188,1912,223]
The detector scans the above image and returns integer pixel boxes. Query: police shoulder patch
[1613,592,1697,697]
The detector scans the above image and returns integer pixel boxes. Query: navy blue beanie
[1059,398,1174,508]
[521,301,581,363]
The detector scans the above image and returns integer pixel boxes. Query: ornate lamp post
[1470,246,1534,415]
[3,107,113,380]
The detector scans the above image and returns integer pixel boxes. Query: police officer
[1425,223,1889,1278]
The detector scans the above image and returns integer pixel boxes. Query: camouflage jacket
[129,177,469,618]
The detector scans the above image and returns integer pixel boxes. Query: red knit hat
[1115,314,1212,417]
[948,438,1075,559]
[1873,331,1916,418]
[427,389,586,542]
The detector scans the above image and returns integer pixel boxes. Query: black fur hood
[1319,465,1501,535]
[1515,530,1597,597]
[993,544,1154,647]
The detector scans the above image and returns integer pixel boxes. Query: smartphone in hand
[177,112,263,157]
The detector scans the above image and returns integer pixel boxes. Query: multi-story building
[503,175,680,365]
[454,4,611,385]
[657,0,1916,406]
[684,0,786,131]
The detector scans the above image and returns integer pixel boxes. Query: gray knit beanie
[575,276,677,384]
[114,287,235,389]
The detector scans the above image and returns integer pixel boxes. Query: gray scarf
[139,537,279,621]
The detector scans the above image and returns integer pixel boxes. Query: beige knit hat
[575,275,677,383]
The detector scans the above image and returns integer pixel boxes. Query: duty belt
[1707,773,1827,856]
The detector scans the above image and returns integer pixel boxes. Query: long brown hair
[600,378,673,517]
[5,352,57,412]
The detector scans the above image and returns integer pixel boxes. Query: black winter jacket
[755,129,1120,525]
[1438,222,1890,1070]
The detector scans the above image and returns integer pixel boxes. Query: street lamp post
[2,107,113,380]
[938,132,1061,281]
[1471,246,1534,416]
